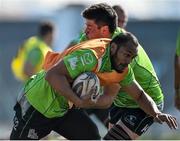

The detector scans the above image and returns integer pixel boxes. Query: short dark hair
[111,32,138,50]
[82,3,117,33]
[112,5,125,16]
[113,5,127,28]
[38,22,54,37]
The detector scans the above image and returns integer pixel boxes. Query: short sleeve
[63,49,98,79]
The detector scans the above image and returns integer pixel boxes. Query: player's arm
[121,80,178,129]
[122,80,160,116]
[81,83,121,109]
[96,84,121,108]
[45,49,98,108]
[45,59,83,107]
[118,65,159,116]
[84,68,133,109]
[118,66,178,129]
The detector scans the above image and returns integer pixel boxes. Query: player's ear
[110,43,118,55]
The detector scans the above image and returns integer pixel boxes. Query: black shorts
[10,103,100,140]
[109,103,163,136]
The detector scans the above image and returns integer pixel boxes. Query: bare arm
[122,80,178,129]
[84,83,121,109]
[45,59,83,107]
[122,80,160,117]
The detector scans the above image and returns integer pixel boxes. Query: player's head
[110,32,138,73]
[38,22,54,46]
[82,3,118,39]
[113,5,128,28]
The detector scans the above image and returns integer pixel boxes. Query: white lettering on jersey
[67,56,78,70]
[82,53,94,65]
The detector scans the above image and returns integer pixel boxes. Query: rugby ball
[72,72,100,102]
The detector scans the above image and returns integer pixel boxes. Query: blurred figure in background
[113,5,128,29]
[174,30,180,110]
[11,22,54,82]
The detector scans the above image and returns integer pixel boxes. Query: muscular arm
[85,84,121,109]
[45,60,82,107]
[45,60,116,109]
[46,63,120,109]
[122,80,160,117]
[121,80,178,129]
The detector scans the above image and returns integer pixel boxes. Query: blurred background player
[113,5,128,29]
[174,30,180,110]
[11,22,54,82]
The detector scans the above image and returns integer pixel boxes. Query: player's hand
[154,113,178,130]
[76,94,95,108]
[174,90,180,110]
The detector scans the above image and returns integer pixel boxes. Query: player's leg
[103,103,163,140]
[85,108,109,127]
[103,105,131,140]
[53,108,101,140]
[10,102,52,139]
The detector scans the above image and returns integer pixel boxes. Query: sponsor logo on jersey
[67,56,78,70]
[81,53,94,65]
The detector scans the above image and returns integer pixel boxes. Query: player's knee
[103,124,131,140]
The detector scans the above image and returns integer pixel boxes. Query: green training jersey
[77,27,164,108]
[25,46,134,118]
